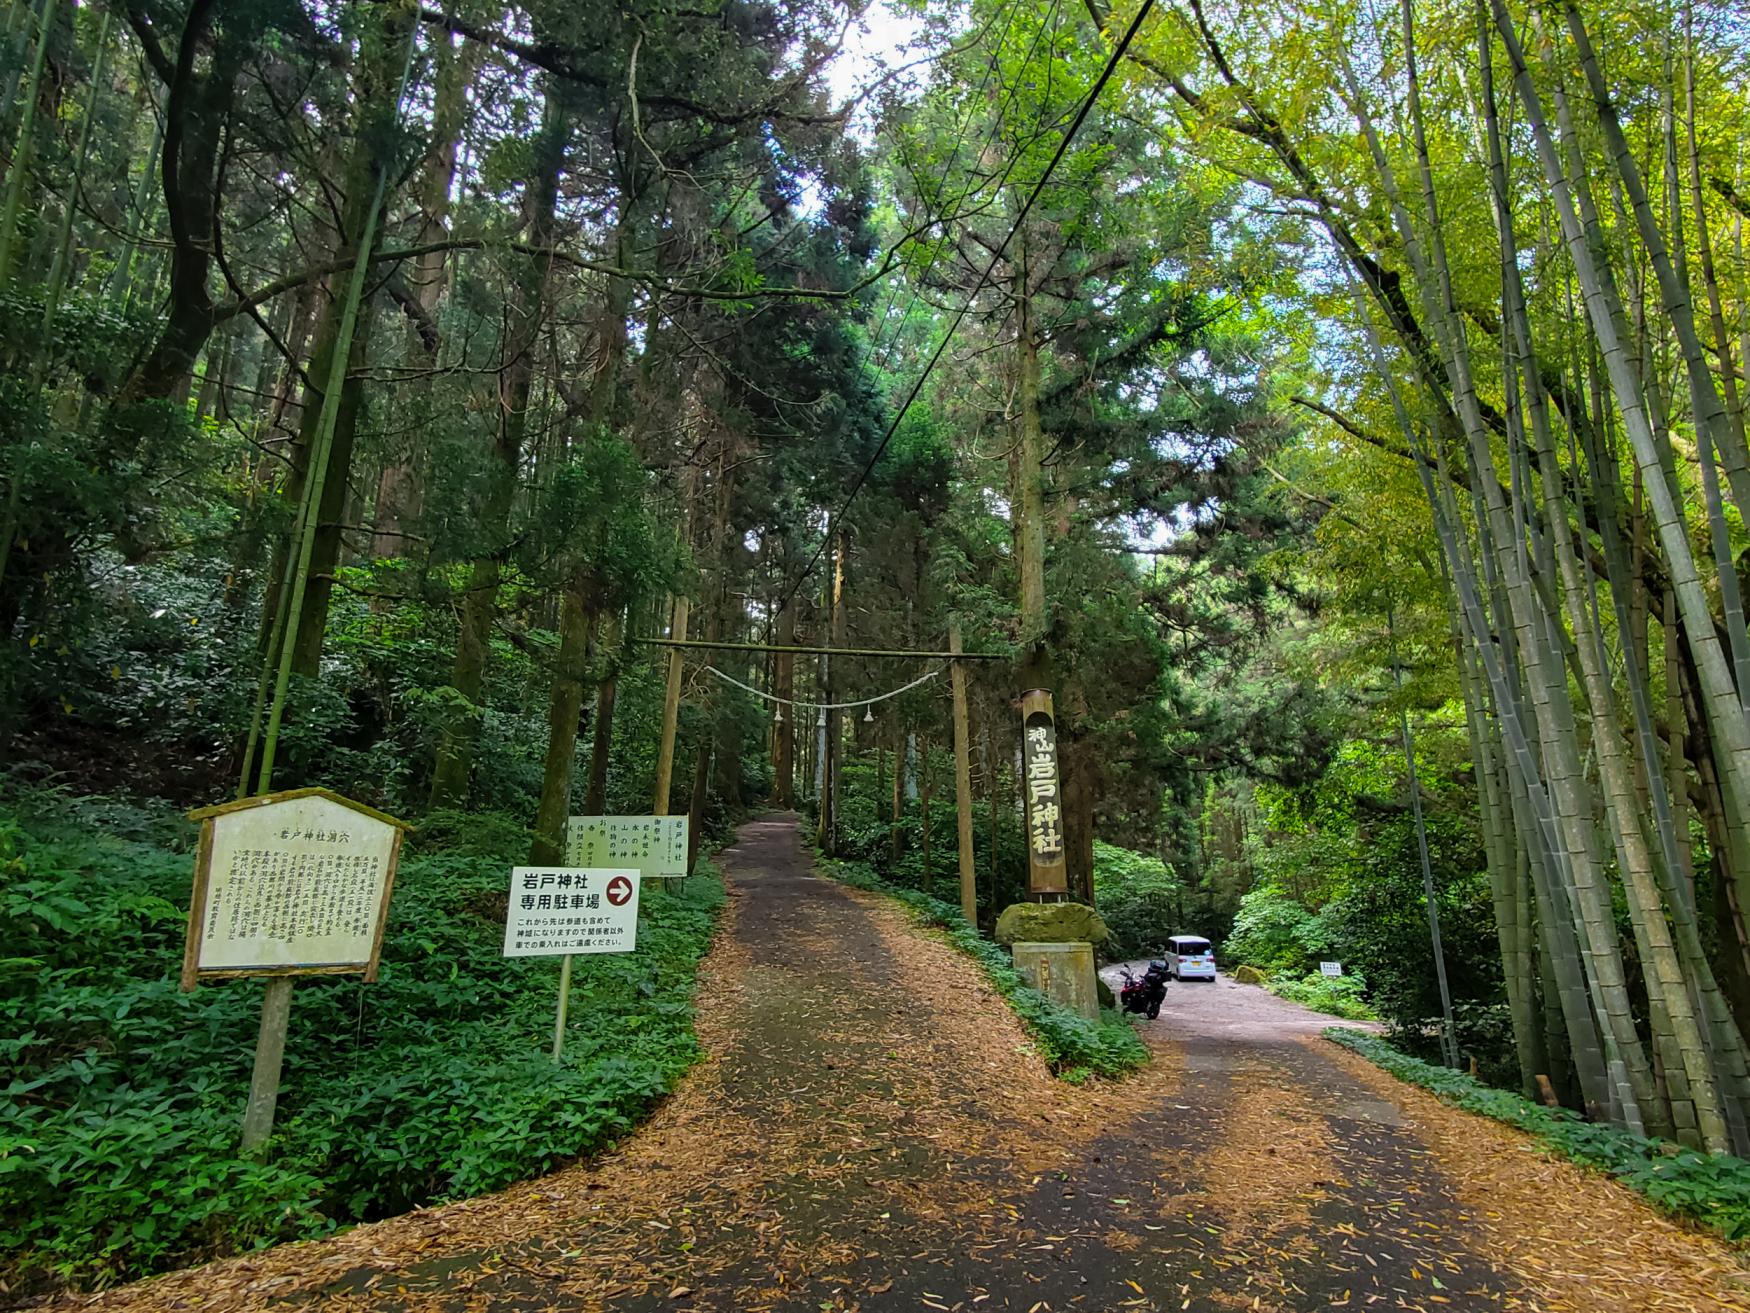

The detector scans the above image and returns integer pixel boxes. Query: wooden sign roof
[187,787,412,830]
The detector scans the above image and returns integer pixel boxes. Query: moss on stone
[994,901,1109,946]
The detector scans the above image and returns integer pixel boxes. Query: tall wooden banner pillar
[1004,689,1100,1018]
[1019,689,1068,898]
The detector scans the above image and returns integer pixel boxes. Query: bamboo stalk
[37,7,113,357]
[1493,0,1750,949]
[256,12,418,792]
[0,0,56,284]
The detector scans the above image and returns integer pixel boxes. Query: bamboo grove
[6,0,1750,1155]
[1087,0,1750,1150]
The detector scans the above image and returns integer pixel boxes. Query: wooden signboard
[182,788,409,990]
[565,814,689,878]
[1020,689,1069,895]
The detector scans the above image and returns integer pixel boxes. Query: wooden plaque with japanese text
[181,789,409,990]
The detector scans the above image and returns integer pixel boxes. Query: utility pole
[818,528,849,854]
[773,566,797,808]
[951,623,977,923]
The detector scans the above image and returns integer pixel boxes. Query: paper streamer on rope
[701,663,943,713]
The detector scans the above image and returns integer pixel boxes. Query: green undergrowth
[0,787,726,1291]
[1327,1028,1750,1242]
[1265,968,1378,1021]
[824,859,1149,1082]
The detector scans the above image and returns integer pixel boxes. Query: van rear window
[1178,941,1211,955]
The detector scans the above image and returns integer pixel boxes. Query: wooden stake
[551,953,574,1061]
[241,977,294,1153]
[653,594,689,816]
[950,624,977,924]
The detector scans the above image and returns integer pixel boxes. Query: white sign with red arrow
[502,866,640,958]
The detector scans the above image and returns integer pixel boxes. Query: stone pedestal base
[1011,941,1100,1022]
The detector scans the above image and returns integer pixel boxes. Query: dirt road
[68,814,1750,1312]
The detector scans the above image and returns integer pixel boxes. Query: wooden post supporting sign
[243,978,294,1151]
[503,865,641,1061]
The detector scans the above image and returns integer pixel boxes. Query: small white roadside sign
[1320,961,1343,977]
[502,866,640,958]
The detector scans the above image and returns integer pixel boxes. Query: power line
[777,0,1157,618]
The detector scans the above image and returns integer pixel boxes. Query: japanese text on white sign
[565,815,688,877]
[502,867,640,957]
[183,790,403,986]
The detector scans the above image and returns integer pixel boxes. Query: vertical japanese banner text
[1019,689,1068,895]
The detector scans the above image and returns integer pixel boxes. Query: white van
[1166,935,1217,980]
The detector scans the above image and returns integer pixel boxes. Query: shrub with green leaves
[825,859,1148,1080]
[1268,968,1377,1021]
[1327,1029,1750,1242]
[1091,841,1183,958]
[0,788,725,1290]
[1223,883,1328,974]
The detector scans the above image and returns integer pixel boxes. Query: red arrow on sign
[606,876,634,906]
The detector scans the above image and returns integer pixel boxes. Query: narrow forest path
[69,815,1750,1313]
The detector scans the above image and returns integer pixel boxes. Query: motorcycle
[1117,959,1170,1019]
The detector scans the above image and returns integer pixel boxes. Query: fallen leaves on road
[1323,1039,1750,1313]
[46,815,1750,1313]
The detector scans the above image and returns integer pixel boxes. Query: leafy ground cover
[824,859,1149,1081]
[1266,968,1378,1021]
[0,787,725,1292]
[1328,1028,1750,1242]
